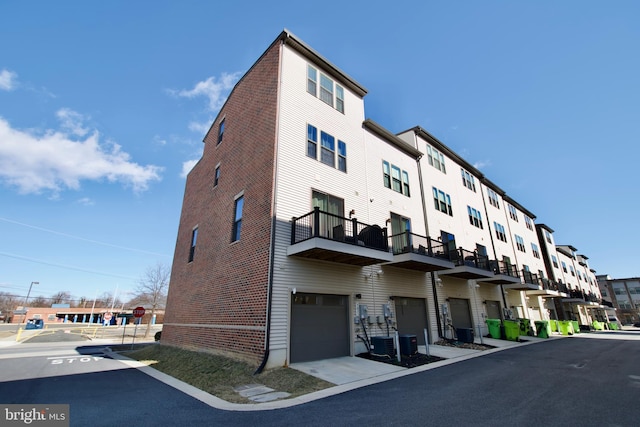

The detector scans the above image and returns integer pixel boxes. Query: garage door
[290,293,349,363]
[394,297,428,345]
[449,298,472,329]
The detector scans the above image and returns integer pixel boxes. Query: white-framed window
[494,222,507,242]
[307,64,345,114]
[337,140,346,172]
[391,165,402,193]
[306,124,347,173]
[320,131,335,166]
[467,206,483,229]
[432,187,453,216]
[515,235,526,252]
[524,215,533,231]
[217,119,225,145]
[402,171,410,197]
[531,243,540,258]
[213,164,221,187]
[232,195,244,242]
[487,188,500,209]
[307,124,317,159]
[552,255,559,268]
[508,203,518,222]
[382,161,391,188]
[188,227,198,262]
[461,168,476,192]
[382,160,410,196]
[426,145,446,173]
[545,230,552,243]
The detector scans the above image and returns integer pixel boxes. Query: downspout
[254,39,284,375]
[414,131,443,339]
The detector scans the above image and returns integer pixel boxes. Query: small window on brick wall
[188,227,198,262]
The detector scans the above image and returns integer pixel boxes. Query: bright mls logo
[1,404,69,426]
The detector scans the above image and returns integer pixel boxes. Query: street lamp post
[16,281,38,332]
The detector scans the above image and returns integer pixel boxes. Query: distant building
[597,275,640,324]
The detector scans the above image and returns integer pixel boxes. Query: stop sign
[133,306,146,318]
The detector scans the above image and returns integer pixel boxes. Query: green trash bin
[558,320,573,335]
[592,321,603,331]
[549,319,558,332]
[535,320,550,338]
[609,322,619,330]
[503,319,520,341]
[519,318,532,336]
[486,319,502,339]
[571,320,580,334]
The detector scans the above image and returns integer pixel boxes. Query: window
[461,168,476,192]
[569,265,575,276]
[382,160,410,196]
[561,261,568,273]
[307,65,317,96]
[531,243,540,258]
[382,161,391,188]
[426,145,446,173]
[552,255,559,268]
[494,222,507,242]
[433,187,453,216]
[320,74,334,107]
[545,230,552,243]
[320,131,335,166]
[524,215,533,231]
[188,227,198,262]
[312,191,344,216]
[337,140,346,172]
[515,235,526,252]
[336,85,344,113]
[307,124,317,159]
[402,171,410,197]
[307,124,346,172]
[214,165,220,187]
[307,65,345,114]
[487,188,500,209]
[391,165,402,192]
[467,206,483,229]
[217,119,225,145]
[232,196,244,242]
[507,203,518,221]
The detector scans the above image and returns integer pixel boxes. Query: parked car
[25,319,44,329]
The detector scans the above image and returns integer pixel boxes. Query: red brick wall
[163,41,280,363]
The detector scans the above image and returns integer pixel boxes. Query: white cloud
[76,197,95,206]
[473,160,491,170]
[56,108,90,137]
[0,69,17,91]
[180,159,199,178]
[172,72,241,112]
[0,115,163,195]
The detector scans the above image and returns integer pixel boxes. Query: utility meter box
[382,303,392,319]
[358,304,368,320]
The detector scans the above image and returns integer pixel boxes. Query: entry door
[449,298,472,329]
[290,293,349,363]
[394,297,428,345]
[485,300,502,320]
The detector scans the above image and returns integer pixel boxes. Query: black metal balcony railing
[447,247,491,271]
[490,260,519,278]
[389,231,449,259]
[567,288,601,303]
[290,207,389,252]
[521,270,538,284]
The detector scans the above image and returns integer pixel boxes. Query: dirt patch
[434,339,495,351]
[357,351,445,368]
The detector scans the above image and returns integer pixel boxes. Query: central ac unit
[371,336,394,357]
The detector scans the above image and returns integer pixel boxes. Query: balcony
[562,288,602,306]
[439,247,495,280]
[384,232,455,272]
[287,207,393,266]
[525,277,569,298]
[480,261,522,285]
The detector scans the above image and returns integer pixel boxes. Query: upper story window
[426,145,446,173]
[231,195,244,242]
[382,161,410,196]
[494,222,507,242]
[188,227,198,262]
[561,261,568,273]
[307,124,346,173]
[432,187,453,216]
[214,164,221,187]
[487,188,500,209]
[524,215,533,231]
[552,255,559,268]
[531,243,540,258]
[544,230,552,243]
[467,206,483,229]
[515,235,526,252]
[461,168,476,192]
[307,65,345,114]
[507,203,518,222]
[569,265,575,276]
[217,119,225,145]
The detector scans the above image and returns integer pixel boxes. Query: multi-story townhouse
[164,30,603,369]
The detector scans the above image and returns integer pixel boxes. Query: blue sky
[1,1,638,303]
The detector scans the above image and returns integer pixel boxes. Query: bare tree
[134,263,170,337]
[0,292,19,322]
[51,291,71,305]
